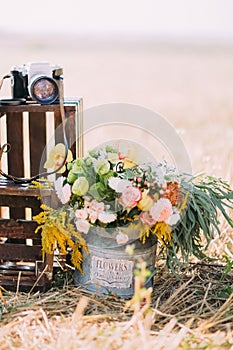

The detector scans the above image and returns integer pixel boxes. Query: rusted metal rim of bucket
[82,227,157,250]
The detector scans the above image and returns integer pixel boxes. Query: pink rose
[89,200,105,213]
[98,211,116,224]
[150,198,173,222]
[75,208,88,220]
[118,186,142,209]
[85,200,105,223]
[75,219,90,234]
[140,211,157,226]
[88,209,98,224]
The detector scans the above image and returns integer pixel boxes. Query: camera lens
[29,76,59,104]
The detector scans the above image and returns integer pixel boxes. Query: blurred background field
[0,33,232,179]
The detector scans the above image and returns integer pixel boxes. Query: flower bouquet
[34,144,233,293]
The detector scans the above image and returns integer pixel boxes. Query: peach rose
[139,211,157,226]
[150,198,173,222]
[118,185,142,209]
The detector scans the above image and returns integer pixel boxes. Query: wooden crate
[0,99,83,292]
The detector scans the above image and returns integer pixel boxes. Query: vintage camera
[11,62,63,104]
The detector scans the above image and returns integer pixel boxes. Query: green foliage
[166,176,233,270]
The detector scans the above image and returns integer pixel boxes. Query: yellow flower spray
[33,204,88,274]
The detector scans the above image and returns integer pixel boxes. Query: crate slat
[0,243,42,261]
[0,274,48,292]
[6,112,24,177]
[29,111,47,176]
[0,219,40,239]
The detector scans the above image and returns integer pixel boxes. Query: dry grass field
[0,33,232,349]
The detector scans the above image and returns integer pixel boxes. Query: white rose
[108,177,131,193]
[165,209,181,226]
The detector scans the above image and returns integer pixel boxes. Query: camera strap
[0,78,69,184]
[0,74,11,91]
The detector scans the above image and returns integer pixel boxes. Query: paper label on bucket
[90,255,134,289]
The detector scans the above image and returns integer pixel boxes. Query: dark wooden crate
[0,99,83,292]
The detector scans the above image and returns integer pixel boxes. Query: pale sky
[0,0,233,41]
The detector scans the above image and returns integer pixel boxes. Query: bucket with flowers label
[73,225,157,298]
[34,144,233,298]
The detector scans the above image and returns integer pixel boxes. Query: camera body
[11,62,63,105]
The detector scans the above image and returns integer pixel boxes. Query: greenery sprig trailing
[33,145,233,274]
[166,176,233,272]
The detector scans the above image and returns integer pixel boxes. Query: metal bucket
[73,227,157,299]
